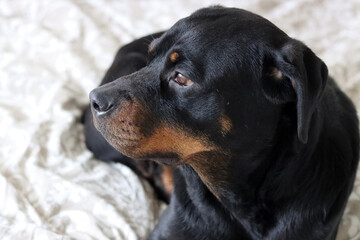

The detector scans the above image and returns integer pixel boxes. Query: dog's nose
[89,88,115,115]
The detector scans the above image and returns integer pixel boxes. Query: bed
[1,0,359,239]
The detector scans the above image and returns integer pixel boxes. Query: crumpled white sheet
[0,0,359,239]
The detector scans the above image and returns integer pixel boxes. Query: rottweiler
[82,6,359,240]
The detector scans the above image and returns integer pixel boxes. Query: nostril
[92,101,101,112]
[89,88,116,114]
[91,100,113,114]
[90,92,114,114]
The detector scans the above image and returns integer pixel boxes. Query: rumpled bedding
[0,0,359,239]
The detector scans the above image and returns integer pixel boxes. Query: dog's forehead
[152,7,287,54]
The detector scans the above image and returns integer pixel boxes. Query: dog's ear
[261,40,328,144]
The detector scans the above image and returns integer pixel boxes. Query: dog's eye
[172,73,193,87]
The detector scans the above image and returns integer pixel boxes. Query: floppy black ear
[261,40,328,144]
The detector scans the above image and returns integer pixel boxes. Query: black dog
[83,7,359,240]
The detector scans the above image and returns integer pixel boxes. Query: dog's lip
[110,133,139,142]
[108,131,142,143]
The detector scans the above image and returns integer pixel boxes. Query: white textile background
[0,0,360,239]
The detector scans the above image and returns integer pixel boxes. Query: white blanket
[1,0,359,239]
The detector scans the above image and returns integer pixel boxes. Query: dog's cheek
[135,125,215,160]
[219,114,232,136]
[179,92,220,125]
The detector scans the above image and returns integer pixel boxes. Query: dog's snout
[89,81,135,116]
[90,88,115,115]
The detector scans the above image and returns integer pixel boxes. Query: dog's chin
[105,135,181,165]
[101,131,143,157]
[95,122,181,165]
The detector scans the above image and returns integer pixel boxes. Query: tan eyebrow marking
[170,52,179,62]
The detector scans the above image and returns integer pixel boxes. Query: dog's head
[90,7,328,193]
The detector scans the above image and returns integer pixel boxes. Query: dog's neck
[176,109,324,236]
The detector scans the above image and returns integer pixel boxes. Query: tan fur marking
[94,99,153,157]
[186,151,230,200]
[161,166,174,193]
[220,114,232,136]
[138,125,214,160]
[169,52,179,62]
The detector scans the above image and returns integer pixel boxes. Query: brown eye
[173,73,193,87]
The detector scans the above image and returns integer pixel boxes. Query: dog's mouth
[92,100,217,163]
[92,99,151,156]
[108,120,143,142]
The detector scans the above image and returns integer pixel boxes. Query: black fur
[83,7,359,240]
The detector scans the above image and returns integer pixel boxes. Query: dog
[83,6,359,240]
